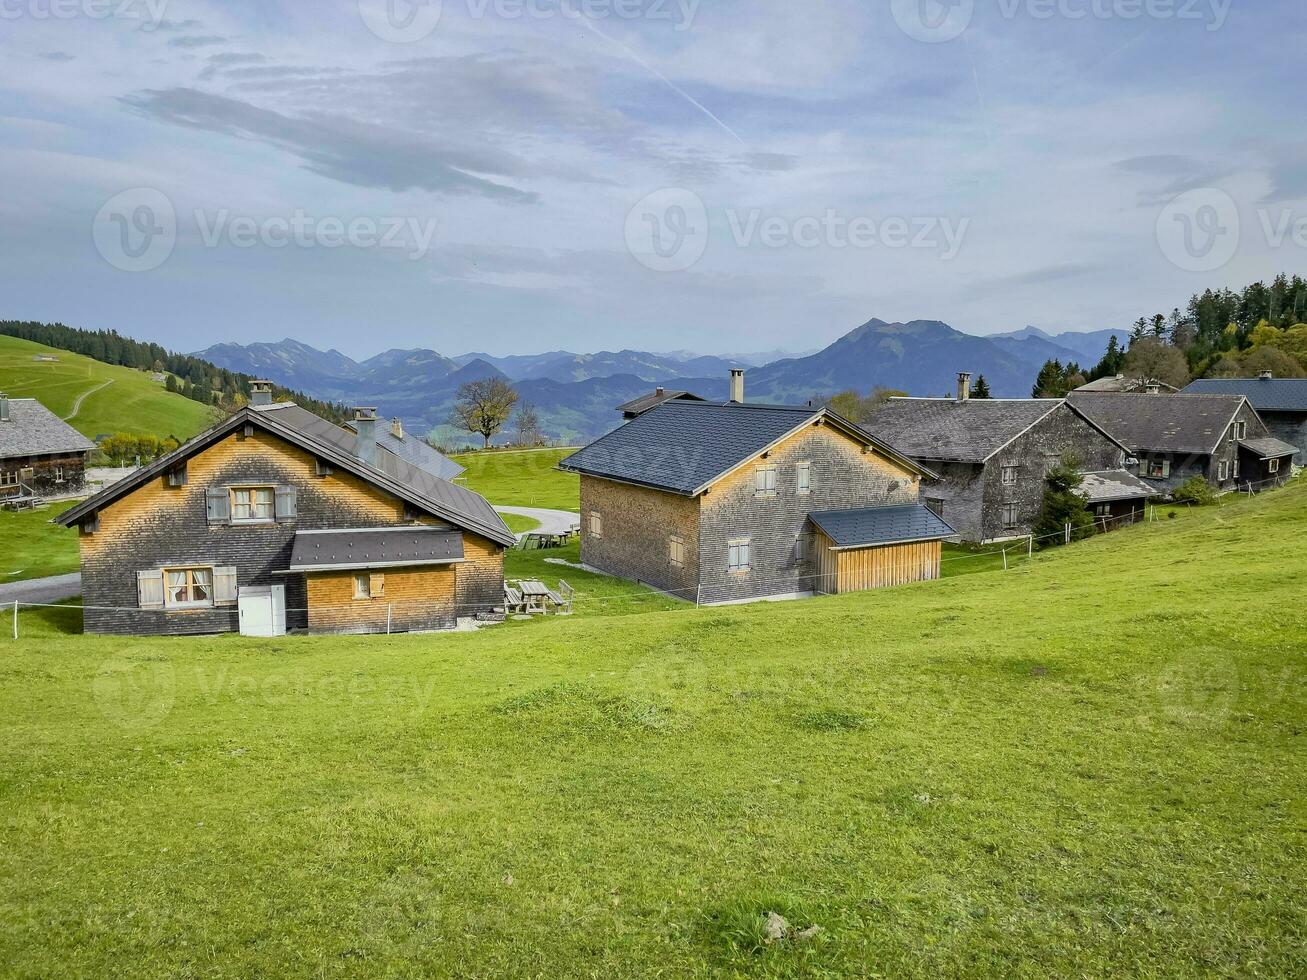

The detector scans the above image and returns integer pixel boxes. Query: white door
[270,584,286,636]
[238,587,275,637]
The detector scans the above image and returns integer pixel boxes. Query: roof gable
[867,398,1064,463]
[0,398,96,459]
[560,401,928,495]
[1183,377,1307,412]
[1068,392,1247,455]
[56,404,514,546]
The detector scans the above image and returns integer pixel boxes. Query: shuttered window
[137,570,165,609]
[728,539,751,572]
[168,464,187,487]
[214,566,238,605]
[206,487,231,524]
[669,535,684,568]
[1002,503,1019,528]
[166,567,213,607]
[588,511,602,538]
[796,461,811,494]
[274,485,297,521]
[354,573,385,599]
[755,466,777,496]
[1002,466,1019,486]
[231,487,275,522]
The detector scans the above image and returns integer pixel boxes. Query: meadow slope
[0,486,1303,977]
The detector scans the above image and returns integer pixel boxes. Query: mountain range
[196,319,1121,445]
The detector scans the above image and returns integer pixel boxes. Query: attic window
[315,459,333,477]
[167,464,187,487]
[1001,465,1019,486]
[755,465,777,496]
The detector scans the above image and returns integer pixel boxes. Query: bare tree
[450,377,518,449]
[514,401,542,447]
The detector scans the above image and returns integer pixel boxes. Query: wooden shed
[809,504,954,594]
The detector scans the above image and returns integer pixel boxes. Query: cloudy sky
[1,0,1303,358]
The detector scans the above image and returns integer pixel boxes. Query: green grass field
[0,503,80,581]
[2,484,1303,976]
[452,447,580,511]
[0,335,214,441]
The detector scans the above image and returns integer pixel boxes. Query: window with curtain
[231,486,275,522]
[166,567,213,607]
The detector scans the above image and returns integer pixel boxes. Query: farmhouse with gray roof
[560,372,953,604]
[1182,374,1307,459]
[57,382,513,637]
[866,374,1133,542]
[1068,391,1296,493]
[616,387,706,420]
[0,393,96,506]
[344,415,464,481]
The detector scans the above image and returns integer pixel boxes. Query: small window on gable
[755,465,777,496]
[231,486,276,522]
[669,534,684,568]
[728,539,751,572]
[167,464,187,487]
[1001,465,1019,486]
[796,461,811,495]
[588,511,602,538]
[315,459,333,477]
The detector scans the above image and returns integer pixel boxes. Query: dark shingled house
[56,382,514,637]
[616,387,707,420]
[1182,374,1307,460]
[0,393,95,506]
[560,374,952,604]
[1069,391,1297,493]
[866,375,1132,542]
[1079,470,1160,529]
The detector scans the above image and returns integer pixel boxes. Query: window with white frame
[354,572,383,599]
[1002,503,1019,528]
[1269,457,1281,474]
[54,465,64,483]
[165,567,213,607]
[230,486,275,522]
[1148,458,1171,479]
[1234,421,1248,440]
[1001,465,1019,486]
[588,510,602,538]
[668,534,685,568]
[755,464,777,496]
[727,539,751,572]
[1218,460,1229,481]
[796,461,811,494]
[1233,458,1240,479]
[0,470,16,486]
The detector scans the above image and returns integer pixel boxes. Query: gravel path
[495,506,579,539]
[0,573,81,606]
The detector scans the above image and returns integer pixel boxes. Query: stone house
[559,374,953,605]
[56,382,515,636]
[0,393,95,506]
[1068,391,1297,494]
[1182,374,1307,460]
[866,375,1134,542]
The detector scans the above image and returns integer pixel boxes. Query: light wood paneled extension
[814,530,941,594]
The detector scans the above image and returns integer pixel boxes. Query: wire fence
[9,471,1302,638]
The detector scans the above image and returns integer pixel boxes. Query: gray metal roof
[616,389,706,416]
[288,528,464,572]
[808,503,955,549]
[344,419,465,480]
[560,400,928,495]
[1068,392,1246,455]
[1079,469,1160,503]
[867,398,1064,463]
[0,398,96,460]
[1184,377,1307,412]
[57,402,516,546]
[1238,437,1299,460]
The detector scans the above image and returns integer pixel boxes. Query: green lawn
[496,511,540,535]
[0,503,80,581]
[2,484,1304,976]
[451,447,580,511]
[0,335,214,441]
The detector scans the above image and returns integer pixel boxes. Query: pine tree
[1033,457,1096,546]
[970,375,992,399]
[1032,359,1066,398]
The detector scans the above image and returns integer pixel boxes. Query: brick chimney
[0,392,8,423]
[1260,370,1274,380]
[353,407,378,465]
[956,372,971,402]
[390,417,404,440]
[249,380,273,407]
[729,369,745,404]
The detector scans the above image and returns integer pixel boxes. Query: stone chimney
[353,407,378,465]
[1145,382,1161,395]
[1259,370,1274,380]
[729,369,745,404]
[390,417,404,440]
[655,386,665,398]
[956,372,971,402]
[0,392,8,423]
[249,380,274,407]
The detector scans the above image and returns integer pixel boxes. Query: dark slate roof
[616,389,706,416]
[1183,377,1307,412]
[808,503,955,548]
[1075,376,1179,393]
[288,528,464,571]
[344,418,464,480]
[0,398,96,460]
[1067,392,1245,455]
[57,402,516,546]
[559,401,927,495]
[1239,437,1299,460]
[1079,469,1160,503]
[866,398,1063,463]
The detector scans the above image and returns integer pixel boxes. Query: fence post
[1028,535,1033,559]
[1002,548,1008,571]
[1064,522,1071,545]
[386,604,392,635]
[12,601,17,640]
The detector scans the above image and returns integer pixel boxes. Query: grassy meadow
[0,335,214,441]
[452,447,580,511]
[1,482,1303,976]
[0,503,79,582]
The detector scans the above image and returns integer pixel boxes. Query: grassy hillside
[0,335,213,440]
[1,485,1303,976]
[0,503,79,581]
[452,447,580,511]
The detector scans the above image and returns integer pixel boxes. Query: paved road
[0,573,81,605]
[496,506,579,539]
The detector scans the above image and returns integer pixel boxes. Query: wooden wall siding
[77,428,502,635]
[0,451,88,499]
[697,423,922,604]
[306,567,457,634]
[1134,402,1270,494]
[579,475,700,599]
[832,540,941,592]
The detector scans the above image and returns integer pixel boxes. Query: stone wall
[578,476,700,600]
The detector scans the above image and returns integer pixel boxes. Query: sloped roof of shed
[0,398,96,459]
[808,503,955,549]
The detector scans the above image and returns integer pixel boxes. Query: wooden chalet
[560,371,953,605]
[0,393,95,507]
[56,383,515,636]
